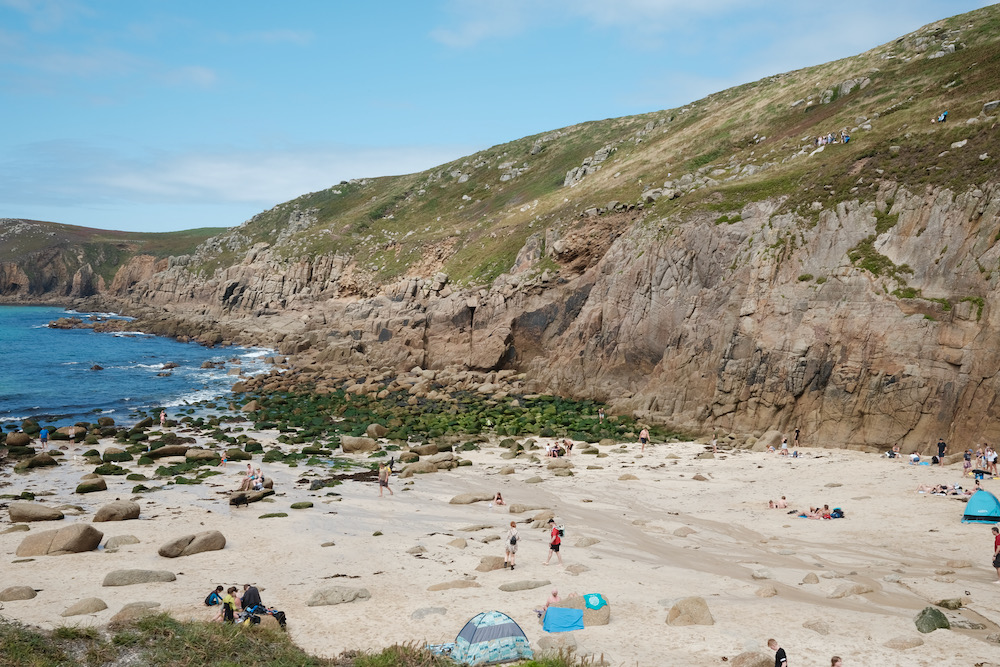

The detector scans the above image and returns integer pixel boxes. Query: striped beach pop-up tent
[450,610,533,665]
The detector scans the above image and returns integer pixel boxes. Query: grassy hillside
[179,4,999,289]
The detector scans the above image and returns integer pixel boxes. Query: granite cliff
[4,6,1000,451]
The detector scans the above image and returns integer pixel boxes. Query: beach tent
[962,489,1000,523]
[450,610,533,665]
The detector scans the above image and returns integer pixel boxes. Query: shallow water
[0,305,273,429]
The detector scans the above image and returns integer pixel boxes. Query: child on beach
[504,521,518,570]
[378,462,393,496]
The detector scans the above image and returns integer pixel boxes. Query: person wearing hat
[543,518,563,566]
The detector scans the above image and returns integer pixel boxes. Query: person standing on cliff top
[937,438,947,466]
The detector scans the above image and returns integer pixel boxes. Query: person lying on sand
[916,483,971,496]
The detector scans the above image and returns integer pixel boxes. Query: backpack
[509,534,517,545]
[204,591,221,606]
[557,525,565,537]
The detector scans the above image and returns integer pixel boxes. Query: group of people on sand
[888,439,999,477]
[238,463,266,492]
[205,583,282,626]
[916,482,975,496]
[546,439,573,457]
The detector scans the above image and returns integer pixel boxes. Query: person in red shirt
[992,526,1000,583]
[543,518,563,566]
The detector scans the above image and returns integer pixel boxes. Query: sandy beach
[3,430,1000,666]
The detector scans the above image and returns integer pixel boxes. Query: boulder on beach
[305,586,371,607]
[0,586,37,601]
[15,524,103,557]
[554,594,611,626]
[475,556,506,572]
[6,432,32,447]
[62,597,108,617]
[103,569,176,587]
[229,489,274,506]
[666,597,714,626]
[105,535,140,550]
[914,606,950,633]
[9,502,64,523]
[26,453,58,468]
[399,460,438,477]
[340,435,378,453]
[499,580,551,592]
[728,652,774,667]
[366,423,388,438]
[93,500,141,523]
[110,601,160,623]
[146,445,190,459]
[75,478,108,494]
[158,530,226,558]
[185,448,220,461]
[449,493,494,504]
[427,580,482,591]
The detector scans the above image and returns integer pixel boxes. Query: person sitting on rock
[252,467,264,491]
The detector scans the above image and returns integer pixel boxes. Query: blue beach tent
[962,489,1000,523]
[450,610,533,665]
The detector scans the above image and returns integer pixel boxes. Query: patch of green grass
[960,296,985,321]
[797,274,814,282]
[847,235,913,282]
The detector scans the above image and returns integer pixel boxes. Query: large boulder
[27,453,58,468]
[93,501,141,523]
[5,432,31,447]
[15,524,103,556]
[475,556,506,572]
[185,448,221,462]
[62,597,108,617]
[554,594,611,626]
[9,502,65,522]
[666,597,714,626]
[75,478,108,494]
[366,423,388,438]
[728,652,774,667]
[229,489,274,506]
[105,535,140,550]
[102,570,176,586]
[305,586,371,607]
[110,601,160,623]
[146,445,190,459]
[340,435,378,453]
[157,530,226,558]
[914,606,950,633]
[0,586,37,601]
[399,460,438,478]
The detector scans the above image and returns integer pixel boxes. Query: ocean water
[0,305,272,429]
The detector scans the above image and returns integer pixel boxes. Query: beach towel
[584,593,608,610]
[543,607,584,633]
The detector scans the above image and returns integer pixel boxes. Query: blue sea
[0,305,272,429]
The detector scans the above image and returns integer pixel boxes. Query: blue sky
[0,0,993,233]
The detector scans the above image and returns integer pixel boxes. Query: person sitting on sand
[545,589,561,609]
[214,587,238,623]
[775,496,787,509]
[493,491,505,506]
[887,444,901,459]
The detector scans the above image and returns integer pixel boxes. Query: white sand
[3,435,1000,666]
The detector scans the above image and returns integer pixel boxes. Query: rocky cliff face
[92,179,1000,451]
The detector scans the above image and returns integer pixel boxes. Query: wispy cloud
[160,65,218,89]
[0,140,476,213]
[216,28,314,46]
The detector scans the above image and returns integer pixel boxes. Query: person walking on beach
[937,438,947,466]
[39,427,48,447]
[598,407,605,424]
[160,410,166,428]
[768,638,787,667]
[378,462,393,497]
[992,526,1000,583]
[543,518,563,566]
[504,521,518,570]
[639,427,649,452]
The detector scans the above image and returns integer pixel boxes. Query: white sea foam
[110,331,154,337]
